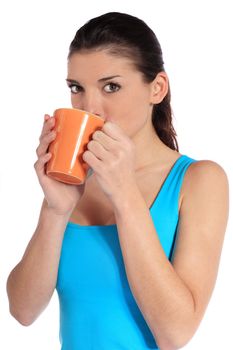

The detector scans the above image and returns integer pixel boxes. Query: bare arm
[6,113,86,325]
[112,160,229,349]
[6,199,71,326]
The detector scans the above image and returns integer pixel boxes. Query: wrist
[40,199,72,223]
[112,182,142,216]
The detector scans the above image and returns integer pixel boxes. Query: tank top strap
[149,154,198,260]
[165,154,198,195]
[150,154,198,215]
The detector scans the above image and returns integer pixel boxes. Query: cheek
[114,107,150,138]
[111,95,150,136]
[71,95,78,108]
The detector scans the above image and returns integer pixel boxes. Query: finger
[44,114,50,122]
[34,152,52,177]
[87,140,110,161]
[101,121,125,141]
[40,115,55,141]
[41,116,55,137]
[92,129,117,151]
[86,167,94,178]
[82,150,102,174]
[36,130,56,157]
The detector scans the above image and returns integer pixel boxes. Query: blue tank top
[56,154,197,350]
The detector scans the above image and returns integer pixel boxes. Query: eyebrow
[66,75,122,84]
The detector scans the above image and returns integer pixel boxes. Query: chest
[69,167,184,226]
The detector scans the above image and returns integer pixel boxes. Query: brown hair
[68,12,179,151]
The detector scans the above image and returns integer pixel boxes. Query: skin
[66,49,176,174]
[66,50,229,348]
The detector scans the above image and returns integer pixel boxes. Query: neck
[132,122,175,173]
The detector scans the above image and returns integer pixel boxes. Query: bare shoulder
[171,158,229,328]
[181,159,229,203]
[179,158,229,244]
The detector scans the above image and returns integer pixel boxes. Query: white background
[0,0,232,348]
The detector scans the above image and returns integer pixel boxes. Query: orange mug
[46,108,104,184]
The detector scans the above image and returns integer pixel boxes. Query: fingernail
[87,168,93,178]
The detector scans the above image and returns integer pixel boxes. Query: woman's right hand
[34,114,87,216]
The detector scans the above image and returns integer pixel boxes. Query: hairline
[68,44,151,82]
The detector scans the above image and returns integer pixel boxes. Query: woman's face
[66,50,155,138]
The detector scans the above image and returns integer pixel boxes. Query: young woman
[7,12,229,350]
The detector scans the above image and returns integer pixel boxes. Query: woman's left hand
[82,121,137,205]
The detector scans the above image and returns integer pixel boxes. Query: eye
[103,82,121,93]
[67,84,83,94]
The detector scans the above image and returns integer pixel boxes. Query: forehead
[67,50,137,77]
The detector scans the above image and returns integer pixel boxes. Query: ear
[149,71,169,104]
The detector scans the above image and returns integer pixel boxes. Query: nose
[73,90,104,118]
